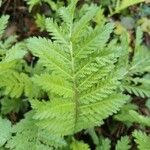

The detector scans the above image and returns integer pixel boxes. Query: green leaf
[70,140,90,150]
[0,117,11,147]
[122,84,150,98]
[96,138,111,150]
[35,14,46,31]
[74,23,114,59]
[72,4,99,41]
[114,0,145,14]
[31,94,129,136]
[45,18,68,45]
[146,98,150,110]
[32,74,73,98]
[0,15,9,37]
[6,112,66,150]
[1,98,24,114]
[115,106,150,127]
[0,0,2,7]
[27,37,72,79]
[3,43,27,62]
[133,130,150,150]
[115,136,131,150]
[26,0,41,12]
[27,2,130,137]
[135,27,143,49]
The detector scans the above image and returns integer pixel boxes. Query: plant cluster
[0,0,150,149]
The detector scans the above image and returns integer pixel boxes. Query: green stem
[87,128,99,146]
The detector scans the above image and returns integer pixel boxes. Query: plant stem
[87,128,99,146]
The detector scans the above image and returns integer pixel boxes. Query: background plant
[0,0,150,149]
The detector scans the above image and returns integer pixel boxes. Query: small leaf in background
[115,136,131,150]
[96,138,111,150]
[35,14,46,31]
[133,130,150,150]
[44,0,58,11]
[1,98,24,114]
[100,0,111,6]
[3,43,27,62]
[26,0,41,12]
[0,15,9,37]
[140,4,150,17]
[94,8,106,25]
[138,17,150,34]
[146,98,150,110]
[0,117,12,147]
[115,0,145,14]
[121,16,135,30]
[115,22,126,35]
[70,140,90,150]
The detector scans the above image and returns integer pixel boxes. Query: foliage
[96,138,111,150]
[0,117,11,147]
[27,1,130,137]
[0,0,150,149]
[70,140,90,150]
[95,130,150,150]
[115,104,150,127]
[113,0,146,14]
[6,112,66,150]
[100,0,147,15]
[115,136,131,150]
[25,0,64,12]
[133,130,150,150]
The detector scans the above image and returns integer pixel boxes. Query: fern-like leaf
[32,74,73,98]
[27,1,129,137]
[0,117,11,147]
[27,37,72,79]
[46,18,68,45]
[6,112,66,150]
[114,0,145,14]
[96,138,111,150]
[130,27,150,74]
[3,43,27,63]
[0,71,38,98]
[122,84,150,98]
[70,140,90,150]
[31,94,129,135]
[0,15,9,37]
[72,4,99,41]
[133,130,150,150]
[115,109,150,127]
[1,98,24,114]
[115,136,131,150]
